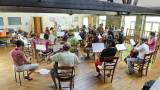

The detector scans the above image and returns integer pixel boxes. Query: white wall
[0,12,90,32]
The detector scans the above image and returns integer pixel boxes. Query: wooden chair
[152,45,160,63]
[36,44,53,63]
[55,65,75,90]
[133,52,154,77]
[23,43,33,57]
[100,56,119,83]
[13,65,29,86]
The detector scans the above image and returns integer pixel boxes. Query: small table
[150,77,160,90]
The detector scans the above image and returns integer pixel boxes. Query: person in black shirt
[117,27,124,44]
[95,41,117,77]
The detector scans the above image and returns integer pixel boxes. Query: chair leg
[70,80,72,90]
[140,66,143,77]
[73,78,74,88]
[145,64,150,76]
[104,70,105,83]
[27,71,29,77]
[58,80,61,90]
[111,71,114,83]
[23,72,25,78]
[14,72,17,82]
[18,72,21,86]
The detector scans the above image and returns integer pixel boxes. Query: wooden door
[32,17,42,37]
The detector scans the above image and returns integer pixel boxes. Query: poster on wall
[50,16,72,30]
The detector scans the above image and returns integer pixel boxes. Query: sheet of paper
[40,33,44,39]
[130,39,136,46]
[53,44,63,52]
[36,44,46,51]
[98,34,102,38]
[21,39,28,45]
[75,35,82,40]
[37,69,50,75]
[92,43,105,52]
[116,44,126,51]
[74,32,79,36]
[56,32,65,37]
[97,65,103,69]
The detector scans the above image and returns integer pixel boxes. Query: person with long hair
[147,32,157,52]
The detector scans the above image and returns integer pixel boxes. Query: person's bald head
[63,43,71,51]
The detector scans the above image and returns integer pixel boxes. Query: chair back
[104,57,119,69]
[103,56,119,83]
[155,45,160,53]
[54,63,75,81]
[144,52,154,63]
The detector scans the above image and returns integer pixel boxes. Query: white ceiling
[99,0,160,8]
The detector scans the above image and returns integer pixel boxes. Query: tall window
[0,17,4,26]
[145,16,160,32]
[144,16,160,37]
[8,17,21,25]
[123,16,136,36]
[98,16,106,28]
[83,17,88,28]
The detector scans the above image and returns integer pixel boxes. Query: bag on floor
[142,80,156,90]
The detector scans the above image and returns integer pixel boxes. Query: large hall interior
[0,0,160,90]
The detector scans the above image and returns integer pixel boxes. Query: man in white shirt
[47,43,80,88]
[126,38,149,74]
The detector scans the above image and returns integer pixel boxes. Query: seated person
[79,28,86,47]
[101,34,107,44]
[95,41,117,77]
[124,42,139,63]
[147,32,157,52]
[67,33,79,55]
[47,43,80,88]
[125,38,149,74]
[62,31,69,41]
[92,35,99,43]
[10,40,39,80]
[84,35,93,58]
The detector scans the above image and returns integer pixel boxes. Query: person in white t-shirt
[126,38,149,74]
[47,43,80,88]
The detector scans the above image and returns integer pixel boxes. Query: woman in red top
[43,34,53,54]
[147,32,157,52]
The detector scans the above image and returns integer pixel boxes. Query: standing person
[107,30,114,45]
[118,27,124,44]
[97,24,104,35]
[147,32,157,52]
[95,41,117,77]
[42,34,53,54]
[49,28,56,44]
[10,40,39,80]
[45,27,50,35]
[125,38,149,74]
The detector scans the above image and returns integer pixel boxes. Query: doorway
[32,17,42,37]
